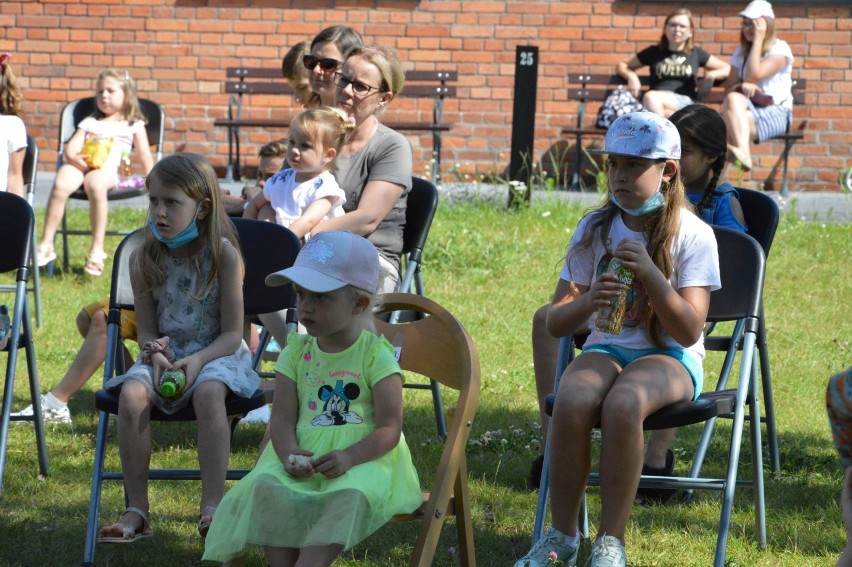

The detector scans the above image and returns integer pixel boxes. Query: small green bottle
[160,369,187,398]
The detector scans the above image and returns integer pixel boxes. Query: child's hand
[613,238,656,281]
[171,354,202,389]
[151,352,173,390]
[312,450,354,479]
[590,272,628,309]
[285,452,315,477]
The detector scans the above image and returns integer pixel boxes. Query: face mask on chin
[609,166,667,217]
[148,203,202,249]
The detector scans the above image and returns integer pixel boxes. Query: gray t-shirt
[334,123,412,271]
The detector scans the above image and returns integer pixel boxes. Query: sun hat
[265,231,379,294]
[739,0,775,19]
[590,111,681,160]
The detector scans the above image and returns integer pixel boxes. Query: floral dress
[104,244,259,413]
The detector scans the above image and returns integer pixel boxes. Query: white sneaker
[239,404,271,425]
[585,534,626,567]
[514,526,579,567]
[11,395,72,424]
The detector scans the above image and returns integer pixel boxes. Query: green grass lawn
[0,199,850,566]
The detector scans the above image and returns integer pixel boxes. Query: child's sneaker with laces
[584,534,625,567]
[513,526,579,567]
[10,395,72,424]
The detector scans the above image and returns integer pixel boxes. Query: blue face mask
[609,190,665,216]
[148,217,200,249]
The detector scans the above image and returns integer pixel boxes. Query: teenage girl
[203,231,421,567]
[97,153,259,543]
[0,52,26,197]
[37,68,155,276]
[243,107,350,240]
[516,112,720,567]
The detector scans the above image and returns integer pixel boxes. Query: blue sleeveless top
[687,183,748,232]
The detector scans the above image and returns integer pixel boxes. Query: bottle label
[595,258,634,335]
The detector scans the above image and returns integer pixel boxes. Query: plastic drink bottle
[160,368,187,398]
[595,257,634,335]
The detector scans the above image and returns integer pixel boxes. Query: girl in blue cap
[515,112,720,567]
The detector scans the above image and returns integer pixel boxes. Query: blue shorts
[580,344,703,400]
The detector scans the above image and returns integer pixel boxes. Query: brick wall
[2,0,850,192]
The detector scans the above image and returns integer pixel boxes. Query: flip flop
[98,506,153,543]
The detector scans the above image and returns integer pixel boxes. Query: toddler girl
[203,231,421,567]
[97,153,259,543]
[516,112,720,567]
[243,107,350,240]
[37,68,155,276]
[0,52,26,197]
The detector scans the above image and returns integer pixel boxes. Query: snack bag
[595,257,634,335]
[81,136,113,169]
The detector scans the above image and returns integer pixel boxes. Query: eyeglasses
[302,55,340,72]
[334,72,383,96]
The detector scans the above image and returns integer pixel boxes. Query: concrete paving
[31,171,851,223]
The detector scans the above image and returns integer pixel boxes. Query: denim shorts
[580,344,703,400]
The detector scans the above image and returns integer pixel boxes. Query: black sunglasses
[302,55,340,72]
[334,72,383,96]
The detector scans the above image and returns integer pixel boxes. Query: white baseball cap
[740,0,775,19]
[265,231,379,294]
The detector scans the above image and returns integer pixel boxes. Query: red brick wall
[2,0,850,192]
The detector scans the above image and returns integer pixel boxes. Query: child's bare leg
[110,379,153,530]
[644,427,677,469]
[39,164,85,251]
[264,546,299,567]
[193,380,230,514]
[532,303,559,440]
[597,355,693,539]
[294,544,343,567]
[548,353,619,535]
[82,169,117,258]
[257,203,277,223]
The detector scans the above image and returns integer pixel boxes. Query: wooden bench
[560,73,807,196]
[214,67,457,183]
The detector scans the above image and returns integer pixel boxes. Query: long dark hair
[669,104,727,214]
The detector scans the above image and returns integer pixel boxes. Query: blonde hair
[658,8,696,52]
[342,44,405,116]
[0,55,24,117]
[289,106,355,170]
[136,153,243,297]
[93,68,146,123]
[566,159,688,346]
[739,16,779,58]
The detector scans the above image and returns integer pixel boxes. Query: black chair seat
[94,388,266,422]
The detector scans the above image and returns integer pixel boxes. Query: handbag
[596,86,645,129]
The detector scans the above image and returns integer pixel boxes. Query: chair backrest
[736,188,780,257]
[107,219,300,317]
[22,135,38,204]
[706,226,766,326]
[402,177,439,259]
[57,97,166,167]
[0,192,34,274]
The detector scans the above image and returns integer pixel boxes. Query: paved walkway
[32,172,852,223]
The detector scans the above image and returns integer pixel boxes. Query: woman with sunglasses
[303,26,363,107]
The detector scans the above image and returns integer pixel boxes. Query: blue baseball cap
[591,111,681,160]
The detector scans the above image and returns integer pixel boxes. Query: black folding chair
[82,218,300,565]
[0,192,49,494]
[533,227,767,567]
[705,188,780,473]
[52,97,165,273]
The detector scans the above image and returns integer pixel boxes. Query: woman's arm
[313,373,403,478]
[613,239,709,346]
[616,55,644,98]
[287,196,335,240]
[703,55,731,83]
[311,180,403,237]
[133,127,155,175]
[6,147,25,197]
[172,243,244,385]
